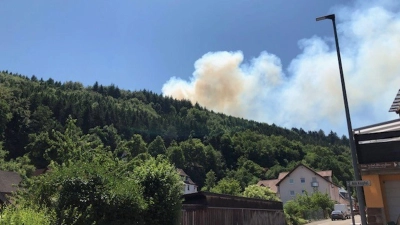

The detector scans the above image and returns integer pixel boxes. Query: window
[302,190,306,194]
[300,178,305,183]
[289,178,294,184]
[187,185,189,190]
[290,190,295,196]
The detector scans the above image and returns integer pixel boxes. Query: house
[177,168,198,194]
[258,163,340,204]
[0,170,22,205]
[257,179,279,194]
[32,167,50,177]
[350,89,400,225]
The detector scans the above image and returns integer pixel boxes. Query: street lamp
[316,14,367,225]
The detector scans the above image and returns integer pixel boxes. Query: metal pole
[329,15,367,225]
[347,181,356,225]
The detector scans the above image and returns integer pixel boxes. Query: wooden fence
[180,192,286,225]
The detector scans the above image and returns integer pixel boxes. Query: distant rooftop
[257,179,279,193]
[177,168,188,177]
[353,118,400,134]
[389,89,400,114]
[0,171,21,193]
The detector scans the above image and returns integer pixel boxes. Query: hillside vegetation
[0,71,354,187]
[0,71,356,224]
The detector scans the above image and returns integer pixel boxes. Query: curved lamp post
[316,14,367,225]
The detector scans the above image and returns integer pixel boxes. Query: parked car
[331,210,346,221]
[334,204,350,219]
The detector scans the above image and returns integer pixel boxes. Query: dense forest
[0,71,356,224]
[0,71,354,188]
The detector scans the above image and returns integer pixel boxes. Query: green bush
[23,158,147,225]
[0,204,52,225]
[242,184,280,201]
[284,191,334,224]
[132,156,183,225]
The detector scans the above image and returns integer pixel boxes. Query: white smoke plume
[162,1,400,135]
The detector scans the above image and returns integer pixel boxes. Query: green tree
[219,133,235,168]
[132,156,183,225]
[0,98,11,139]
[180,138,207,187]
[202,170,217,191]
[3,98,31,159]
[148,135,166,157]
[0,203,52,225]
[283,191,334,225]
[265,164,286,179]
[22,151,147,225]
[166,142,185,169]
[242,184,280,201]
[115,134,147,160]
[0,142,35,177]
[26,131,53,168]
[89,124,121,152]
[310,191,334,218]
[29,105,59,133]
[43,116,103,165]
[211,177,241,196]
[204,145,225,178]
[284,200,307,225]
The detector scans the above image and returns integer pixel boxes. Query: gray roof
[184,177,197,186]
[177,168,188,177]
[389,89,400,112]
[0,171,22,193]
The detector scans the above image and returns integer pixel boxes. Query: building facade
[353,118,400,225]
[0,170,21,205]
[259,164,341,204]
[177,168,198,194]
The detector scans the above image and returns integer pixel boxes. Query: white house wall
[278,165,340,204]
[184,184,197,194]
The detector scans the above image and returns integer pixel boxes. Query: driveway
[305,215,361,225]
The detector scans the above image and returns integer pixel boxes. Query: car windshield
[332,211,342,214]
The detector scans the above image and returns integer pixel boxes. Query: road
[305,215,361,225]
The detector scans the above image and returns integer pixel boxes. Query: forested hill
[0,71,354,187]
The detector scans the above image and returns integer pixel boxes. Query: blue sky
[1,0,400,136]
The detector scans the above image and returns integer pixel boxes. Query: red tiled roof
[257,179,279,193]
[278,172,289,180]
[275,163,338,187]
[317,170,332,177]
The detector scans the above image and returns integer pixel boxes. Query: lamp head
[316,14,335,21]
